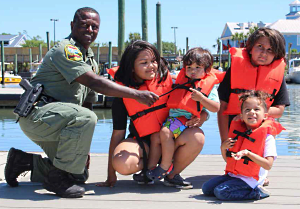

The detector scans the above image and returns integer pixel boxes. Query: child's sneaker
[257,185,270,199]
[146,164,174,181]
[133,171,154,185]
[163,174,193,189]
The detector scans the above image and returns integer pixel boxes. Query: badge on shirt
[64,45,83,61]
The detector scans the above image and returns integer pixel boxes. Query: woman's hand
[95,173,117,188]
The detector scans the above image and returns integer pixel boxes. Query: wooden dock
[0,153,300,208]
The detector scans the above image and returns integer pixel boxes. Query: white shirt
[228,134,277,188]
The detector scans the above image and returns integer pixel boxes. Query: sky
[0,0,292,53]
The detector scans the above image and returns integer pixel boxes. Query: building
[0,34,27,47]
[220,0,300,54]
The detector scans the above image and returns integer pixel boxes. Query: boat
[0,71,22,83]
[286,58,300,84]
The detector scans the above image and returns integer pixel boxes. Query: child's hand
[231,149,250,160]
[185,115,202,127]
[190,88,204,102]
[221,138,236,150]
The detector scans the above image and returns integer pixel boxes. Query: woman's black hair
[115,40,168,87]
[246,28,286,60]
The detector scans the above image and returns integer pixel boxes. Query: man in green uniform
[4,7,158,198]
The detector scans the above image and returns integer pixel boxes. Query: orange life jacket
[167,68,221,117]
[106,66,119,78]
[225,118,284,180]
[123,73,173,137]
[224,47,286,115]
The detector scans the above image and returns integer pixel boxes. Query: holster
[14,79,43,118]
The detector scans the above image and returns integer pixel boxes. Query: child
[217,28,290,186]
[146,47,221,182]
[202,90,284,201]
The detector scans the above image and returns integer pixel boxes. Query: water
[0,84,299,155]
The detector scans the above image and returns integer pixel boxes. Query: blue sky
[0,0,291,53]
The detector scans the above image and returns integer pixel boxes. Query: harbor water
[0,84,299,155]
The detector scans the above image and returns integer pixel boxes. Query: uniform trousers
[19,102,97,182]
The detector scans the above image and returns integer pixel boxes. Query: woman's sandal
[146,164,174,181]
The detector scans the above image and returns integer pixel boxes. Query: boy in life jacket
[202,90,284,201]
[146,47,220,183]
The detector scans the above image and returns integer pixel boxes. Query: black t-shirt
[218,68,290,107]
[112,97,151,142]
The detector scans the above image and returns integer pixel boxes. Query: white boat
[286,58,300,84]
[0,71,22,83]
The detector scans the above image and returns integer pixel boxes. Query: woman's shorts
[163,116,188,139]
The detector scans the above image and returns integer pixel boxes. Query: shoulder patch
[64,44,83,61]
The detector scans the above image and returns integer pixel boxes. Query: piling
[118,0,125,63]
[141,0,148,41]
[156,2,162,55]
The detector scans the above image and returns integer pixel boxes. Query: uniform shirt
[31,35,98,106]
[228,134,277,188]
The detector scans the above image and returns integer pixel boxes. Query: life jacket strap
[233,129,255,143]
[160,78,200,97]
[132,127,148,182]
[130,103,167,121]
[269,89,277,101]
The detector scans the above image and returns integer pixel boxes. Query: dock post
[141,0,148,41]
[29,48,32,70]
[14,54,18,75]
[108,41,112,80]
[46,32,50,51]
[118,0,125,63]
[186,37,189,52]
[218,39,222,68]
[97,43,100,67]
[288,43,292,69]
[156,2,162,55]
[39,44,43,62]
[1,41,5,85]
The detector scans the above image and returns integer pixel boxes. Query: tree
[153,41,176,55]
[231,32,245,48]
[1,33,11,35]
[125,32,141,47]
[213,37,221,53]
[246,26,259,38]
[22,36,47,47]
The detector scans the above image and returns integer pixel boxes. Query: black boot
[43,167,85,198]
[5,147,33,187]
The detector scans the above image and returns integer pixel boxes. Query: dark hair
[115,40,168,87]
[73,7,99,23]
[182,47,213,73]
[246,28,286,60]
[239,90,269,112]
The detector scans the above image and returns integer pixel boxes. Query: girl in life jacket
[146,47,221,182]
[96,41,206,189]
[202,90,284,201]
